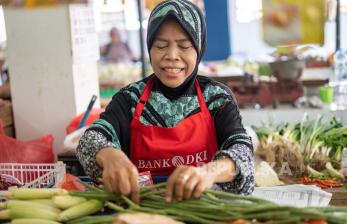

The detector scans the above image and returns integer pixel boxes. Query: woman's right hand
[96,148,140,203]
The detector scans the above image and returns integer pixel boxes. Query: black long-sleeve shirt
[76,75,255,195]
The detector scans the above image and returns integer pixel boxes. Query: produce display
[1,183,347,224]
[98,62,143,91]
[252,114,347,186]
[0,114,345,223]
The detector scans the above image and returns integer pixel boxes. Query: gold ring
[179,175,189,181]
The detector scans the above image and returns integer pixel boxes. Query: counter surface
[240,106,347,126]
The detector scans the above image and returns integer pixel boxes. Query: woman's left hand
[165,165,215,202]
[165,158,237,202]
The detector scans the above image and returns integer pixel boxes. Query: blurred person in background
[100,27,137,63]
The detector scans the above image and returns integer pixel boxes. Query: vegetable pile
[252,114,347,182]
[1,183,347,224]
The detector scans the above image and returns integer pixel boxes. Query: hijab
[147,0,207,100]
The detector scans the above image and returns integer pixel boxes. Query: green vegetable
[3,182,347,224]
[252,114,347,168]
[58,199,103,222]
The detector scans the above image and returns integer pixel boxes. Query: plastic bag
[66,108,104,134]
[58,173,86,191]
[0,121,54,163]
[61,126,89,156]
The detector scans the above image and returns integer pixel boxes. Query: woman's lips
[162,67,184,73]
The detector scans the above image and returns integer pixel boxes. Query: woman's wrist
[197,157,237,184]
[96,147,123,168]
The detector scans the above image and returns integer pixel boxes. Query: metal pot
[269,59,306,81]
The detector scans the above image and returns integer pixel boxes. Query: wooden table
[325,188,347,206]
[209,75,329,108]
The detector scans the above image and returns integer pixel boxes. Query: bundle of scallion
[69,182,347,224]
[319,125,347,162]
[252,114,347,173]
[1,183,347,224]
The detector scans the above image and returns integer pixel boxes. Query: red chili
[304,219,328,224]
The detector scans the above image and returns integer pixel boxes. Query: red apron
[130,78,219,176]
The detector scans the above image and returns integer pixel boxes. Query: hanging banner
[69,4,99,64]
[262,0,326,46]
[145,0,164,11]
[1,0,88,7]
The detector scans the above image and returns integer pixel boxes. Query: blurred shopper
[100,27,137,63]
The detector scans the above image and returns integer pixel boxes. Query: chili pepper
[297,177,343,189]
[304,219,328,224]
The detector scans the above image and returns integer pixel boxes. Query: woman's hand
[165,165,214,202]
[96,148,140,203]
[165,158,237,202]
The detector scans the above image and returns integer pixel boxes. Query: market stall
[0,0,347,223]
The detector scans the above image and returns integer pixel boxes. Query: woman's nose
[166,46,179,60]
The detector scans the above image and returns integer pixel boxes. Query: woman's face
[150,20,197,88]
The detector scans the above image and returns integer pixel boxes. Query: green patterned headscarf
[146,0,207,99]
[147,0,206,62]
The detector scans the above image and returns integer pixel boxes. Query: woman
[77,0,254,204]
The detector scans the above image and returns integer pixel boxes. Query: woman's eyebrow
[154,37,190,43]
[154,37,168,42]
[176,39,191,43]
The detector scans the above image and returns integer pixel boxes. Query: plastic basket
[0,162,65,189]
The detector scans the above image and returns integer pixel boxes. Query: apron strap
[195,79,209,113]
[133,78,153,120]
[133,77,209,120]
